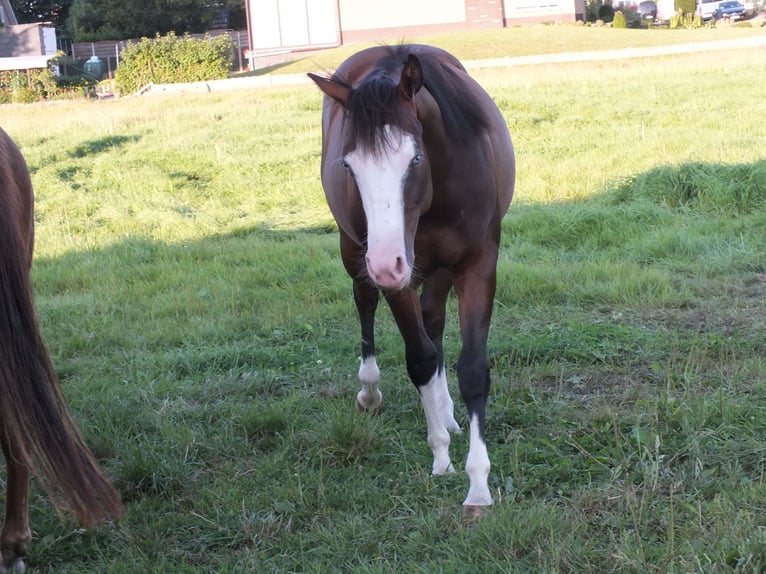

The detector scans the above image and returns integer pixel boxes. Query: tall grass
[1,35,766,572]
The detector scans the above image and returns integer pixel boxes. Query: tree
[10,0,71,28]
[66,0,245,41]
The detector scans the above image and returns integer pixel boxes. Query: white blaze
[344,126,415,290]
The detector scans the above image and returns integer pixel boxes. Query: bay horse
[0,127,123,572]
[309,45,515,508]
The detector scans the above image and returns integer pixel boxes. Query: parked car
[637,0,659,21]
[713,0,746,19]
[624,0,658,26]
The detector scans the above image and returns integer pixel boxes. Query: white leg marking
[435,370,461,435]
[357,356,383,410]
[420,369,458,475]
[463,413,493,506]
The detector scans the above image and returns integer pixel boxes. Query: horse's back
[332,44,465,84]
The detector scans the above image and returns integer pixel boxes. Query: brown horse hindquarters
[0,128,123,571]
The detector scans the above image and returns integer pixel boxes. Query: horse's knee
[456,356,490,404]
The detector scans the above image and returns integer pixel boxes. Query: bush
[114,32,235,95]
[598,2,616,22]
[669,9,705,27]
[675,0,697,16]
[0,68,61,103]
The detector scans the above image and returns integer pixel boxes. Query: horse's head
[309,54,432,291]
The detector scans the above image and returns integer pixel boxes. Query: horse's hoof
[0,558,26,574]
[461,504,489,524]
[356,390,383,413]
[432,462,455,475]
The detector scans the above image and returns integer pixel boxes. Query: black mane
[337,45,493,154]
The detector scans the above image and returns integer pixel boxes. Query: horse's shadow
[14,158,766,566]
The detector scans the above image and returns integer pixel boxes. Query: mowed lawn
[2,26,766,573]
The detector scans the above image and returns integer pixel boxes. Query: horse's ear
[308,73,350,106]
[399,54,423,100]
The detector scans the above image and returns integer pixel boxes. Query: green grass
[253,25,766,75]
[2,29,766,572]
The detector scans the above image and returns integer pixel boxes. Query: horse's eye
[341,159,352,174]
[411,154,423,166]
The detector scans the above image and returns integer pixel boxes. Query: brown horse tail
[0,134,124,526]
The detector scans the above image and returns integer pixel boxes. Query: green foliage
[613,9,627,27]
[670,10,706,27]
[586,0,605,21]
[66,0,244,41]
[598,2,616,22]
[9,0,70,28]
[0,67,84,103]
[113,32,234,94]
[675,0,697,15]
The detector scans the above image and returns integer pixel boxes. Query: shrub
[613,10,628,27]
[54,74,98,98]
[585,0,602,22]
[0,68,61,103]
[114,32,235,95]
[598,2,616,22]
[670,9,705,27]
[675,0,697,16]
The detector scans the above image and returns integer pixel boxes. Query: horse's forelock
[345,72,418,158]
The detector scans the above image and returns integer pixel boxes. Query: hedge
[114,32,235,95]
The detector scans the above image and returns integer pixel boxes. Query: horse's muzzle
[365,253,411,291]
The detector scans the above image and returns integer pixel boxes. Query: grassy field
[2,28,766,572]
[254,25,766,75]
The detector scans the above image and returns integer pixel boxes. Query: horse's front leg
[453,253,499,508]
[341,232,384,412]
[420,269,461,436]
[387,288,456,475]
[0,434,31,573]
[353,279,382,411]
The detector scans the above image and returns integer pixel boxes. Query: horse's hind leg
[353,279,383,411]
[0,433,31,573]
[453,252,499,507]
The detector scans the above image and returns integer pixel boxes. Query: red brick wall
[465,0,506,28]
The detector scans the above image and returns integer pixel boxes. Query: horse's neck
[416,89,451,169]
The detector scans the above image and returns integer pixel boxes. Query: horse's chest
[415,211,487,266]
